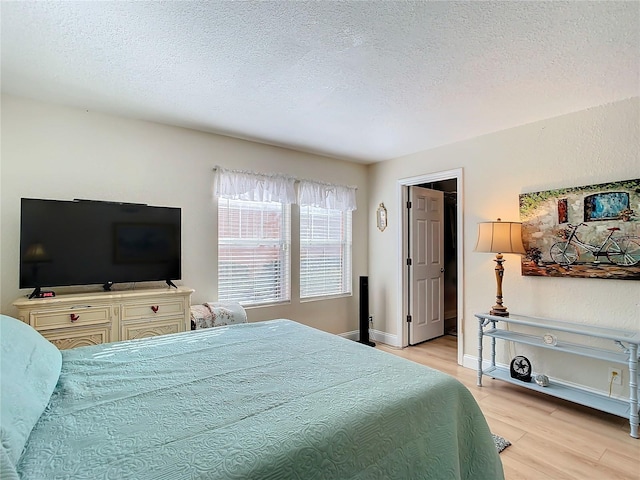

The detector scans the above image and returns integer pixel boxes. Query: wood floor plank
[479,394,613,460]
[512,432,636,480]
[378,336,640,480]
[500,454,556,480]
[600,449,640,477]
[551,406,640,460]
[483,416,526,444]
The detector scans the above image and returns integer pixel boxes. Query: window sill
[242,300,292,310]
[300,293,353,303]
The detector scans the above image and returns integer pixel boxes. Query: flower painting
[519,179,640,280]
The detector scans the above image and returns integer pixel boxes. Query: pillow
[191,302,248,330]
[0,314,62,468]
[205,302,247,327]
[0,443,19,480]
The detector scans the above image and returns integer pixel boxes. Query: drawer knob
[151,305,159,313]
[70,313,80,322]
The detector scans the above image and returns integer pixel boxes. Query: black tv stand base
[103,282,114,292]
[28,287,55,299]
[28,287,41,299]
[166,279,177,289]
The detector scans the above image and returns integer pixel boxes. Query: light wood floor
[377,335,640,480]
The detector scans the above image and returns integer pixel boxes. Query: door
[408,186,444,345]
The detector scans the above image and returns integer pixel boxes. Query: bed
[1,314,504,480]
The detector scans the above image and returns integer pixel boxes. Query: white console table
[475,312,639,439]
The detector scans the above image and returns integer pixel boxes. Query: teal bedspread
[17,320,503,479]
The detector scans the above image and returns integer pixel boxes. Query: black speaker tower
[358,276,375,347]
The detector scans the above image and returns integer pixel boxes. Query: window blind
[300,206,352,299]
[218,198,291,306]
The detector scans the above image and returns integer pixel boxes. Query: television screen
[20,198,181,291]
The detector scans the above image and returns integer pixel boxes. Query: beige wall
[369,97,640,395]
[2,93,638,395]
[0,95,368,335]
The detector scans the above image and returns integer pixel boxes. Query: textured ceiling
[1,1,638,163]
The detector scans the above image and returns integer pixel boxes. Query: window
[300,206,352,299]
[218,198,291,306]
[584,192,629,221]
[214,167,295,306]
[214,168,356,306]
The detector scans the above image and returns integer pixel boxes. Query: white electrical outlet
[608,368,622,385]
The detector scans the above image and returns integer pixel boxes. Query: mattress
[17,319,503,479]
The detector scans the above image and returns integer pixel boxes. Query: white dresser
[13,287,194,349]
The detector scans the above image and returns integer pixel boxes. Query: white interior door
[409,186,444,345]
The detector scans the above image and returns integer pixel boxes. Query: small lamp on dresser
[474,218,526,317]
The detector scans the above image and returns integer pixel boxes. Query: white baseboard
[339,329,400,347]
[463,354,494,372]
[339,330,358,341]
[371,329,400,347]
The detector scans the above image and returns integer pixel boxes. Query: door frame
[397,168,464,365]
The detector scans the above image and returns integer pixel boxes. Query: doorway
[417,179,458,338]
[407,185,445,345]
[397,168,463,365]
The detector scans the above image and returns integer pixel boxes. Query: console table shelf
[482,366,630,418]
[483,329,629,364]
[475,312,639,439]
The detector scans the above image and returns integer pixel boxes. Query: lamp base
[490,305,510,317]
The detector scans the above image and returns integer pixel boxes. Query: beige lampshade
[474,219,526,254]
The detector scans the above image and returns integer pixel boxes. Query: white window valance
[214,167,296,204]
[297,180,357,211]
[214,167,357,211]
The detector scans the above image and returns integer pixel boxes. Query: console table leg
[629,344,638,439]
[490,320,496,369]
[477,318,484,387]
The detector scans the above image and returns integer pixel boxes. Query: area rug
[492,433,511,453]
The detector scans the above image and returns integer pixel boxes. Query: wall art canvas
[519,179,640,280]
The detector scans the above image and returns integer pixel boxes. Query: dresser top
[13,286,194,308]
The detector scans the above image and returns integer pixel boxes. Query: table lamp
[475,219,526,317]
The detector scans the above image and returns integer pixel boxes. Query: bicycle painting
[519,179,640,280]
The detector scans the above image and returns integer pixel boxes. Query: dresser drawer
[121,299,184,321]
[121,316,184,341]
[42,325,111,350]
[31,306,111,331]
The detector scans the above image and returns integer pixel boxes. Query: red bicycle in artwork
[549,223,640,266]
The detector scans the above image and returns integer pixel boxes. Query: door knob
[440,267,445,273]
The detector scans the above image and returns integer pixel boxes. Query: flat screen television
[20,198,181,297]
